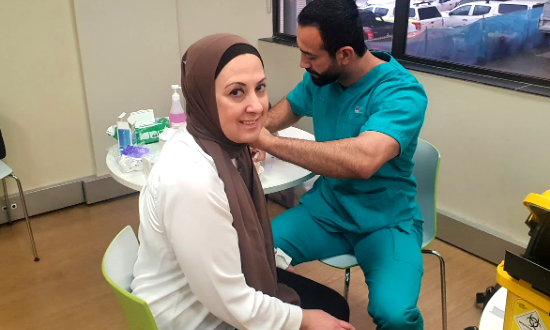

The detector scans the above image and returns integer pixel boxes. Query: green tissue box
[135,121,167,144]
[107,118,169,145]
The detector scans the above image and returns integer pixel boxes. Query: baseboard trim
[0,179,85,224]
[82,175,136,204]
[0,176,526,264]
[0,175,137,224]
[435,211,526,265]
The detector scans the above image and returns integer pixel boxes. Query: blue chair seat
[0,161,12,179]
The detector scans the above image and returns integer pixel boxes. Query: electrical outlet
[10,203,17,209]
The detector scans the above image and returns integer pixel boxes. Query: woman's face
[215,54,268,144]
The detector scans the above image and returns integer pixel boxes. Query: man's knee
[368,301,423,330]
[271,205,351,265]
[365,272,423,330]
[271,207,309,264]
[271,211,298,250]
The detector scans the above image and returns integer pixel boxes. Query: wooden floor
[0,194,497,330]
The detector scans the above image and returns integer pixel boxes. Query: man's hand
[251,130,400,180]
[286,264,298,274]
[250,127,275,152]
[265,97,302,133]
[300,310,355,330]
[249,148,266,162]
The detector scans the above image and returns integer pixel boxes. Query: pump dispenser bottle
[169,85,186,128]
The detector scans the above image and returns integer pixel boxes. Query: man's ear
[338,46,355,65]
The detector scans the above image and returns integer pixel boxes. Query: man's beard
[307,62,342,86]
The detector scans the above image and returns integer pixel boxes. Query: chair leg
[10,174,39,262]
[344,268,351,301]
[2,178,12,225]
[422,249,447,330]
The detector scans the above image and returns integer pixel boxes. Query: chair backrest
[0,128,6,159]
[412,139,441,248]
[102,226,158,330]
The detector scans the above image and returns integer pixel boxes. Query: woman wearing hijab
[131,34,353,330]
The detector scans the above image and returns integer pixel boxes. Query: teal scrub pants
[272,204,424,330]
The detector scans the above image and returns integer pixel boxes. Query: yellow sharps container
[496,190,550,330]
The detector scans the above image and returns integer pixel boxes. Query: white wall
[176,0,272,54]
[259,41,549,246]
[74,0,181,176]
[0,1,95,194]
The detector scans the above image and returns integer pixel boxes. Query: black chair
[0,127,39,261]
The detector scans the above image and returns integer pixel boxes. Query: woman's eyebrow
[225,78,267,88]
[225,81,246,88]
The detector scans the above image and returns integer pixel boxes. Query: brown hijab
[181,33,300,305]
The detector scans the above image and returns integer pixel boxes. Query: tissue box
[129,109,155,127]
[107,117,169,145]
[135,121,168,144]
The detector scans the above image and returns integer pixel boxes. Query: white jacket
[131,127,300,330]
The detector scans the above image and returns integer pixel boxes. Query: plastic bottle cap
[171,85,181,93]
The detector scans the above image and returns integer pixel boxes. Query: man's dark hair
[298,0,367,58]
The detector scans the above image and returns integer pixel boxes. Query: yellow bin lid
[524,190,550,218]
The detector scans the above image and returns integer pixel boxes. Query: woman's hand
[300,310,355,330]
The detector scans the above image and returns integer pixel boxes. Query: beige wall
[74,0,181,176]
[0,0,270,195]
[2,0,547,246]
[259,40,549,246]
[0,1,94,194]
[416,73,550,246]
[176,0,272,54]
[73,0,270,176]
[257,42,315,133]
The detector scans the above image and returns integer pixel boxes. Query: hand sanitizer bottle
[169,85,186,129]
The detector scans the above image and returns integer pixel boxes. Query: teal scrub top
[286,52,428,234]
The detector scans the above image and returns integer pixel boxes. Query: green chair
[320,139,446,330]
[102,225,158,330]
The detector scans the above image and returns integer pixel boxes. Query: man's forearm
[266,98,302,133]
[264,136,376,179]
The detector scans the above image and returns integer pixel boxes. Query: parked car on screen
[362,0,459,12]
[409,2,446,29]
[444,0,545,27]
[360,0,394,7]
[539,0,550,33]
[432,0,462,11]
[359,9,395,40]
[456,0,501,5]
[365,2,445,31]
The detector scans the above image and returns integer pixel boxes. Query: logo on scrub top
[354,106,364,115]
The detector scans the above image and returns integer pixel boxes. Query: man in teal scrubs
[251,0,428,329]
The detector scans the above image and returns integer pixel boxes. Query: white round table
[479,287,507,330]
[106,126,316,194]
